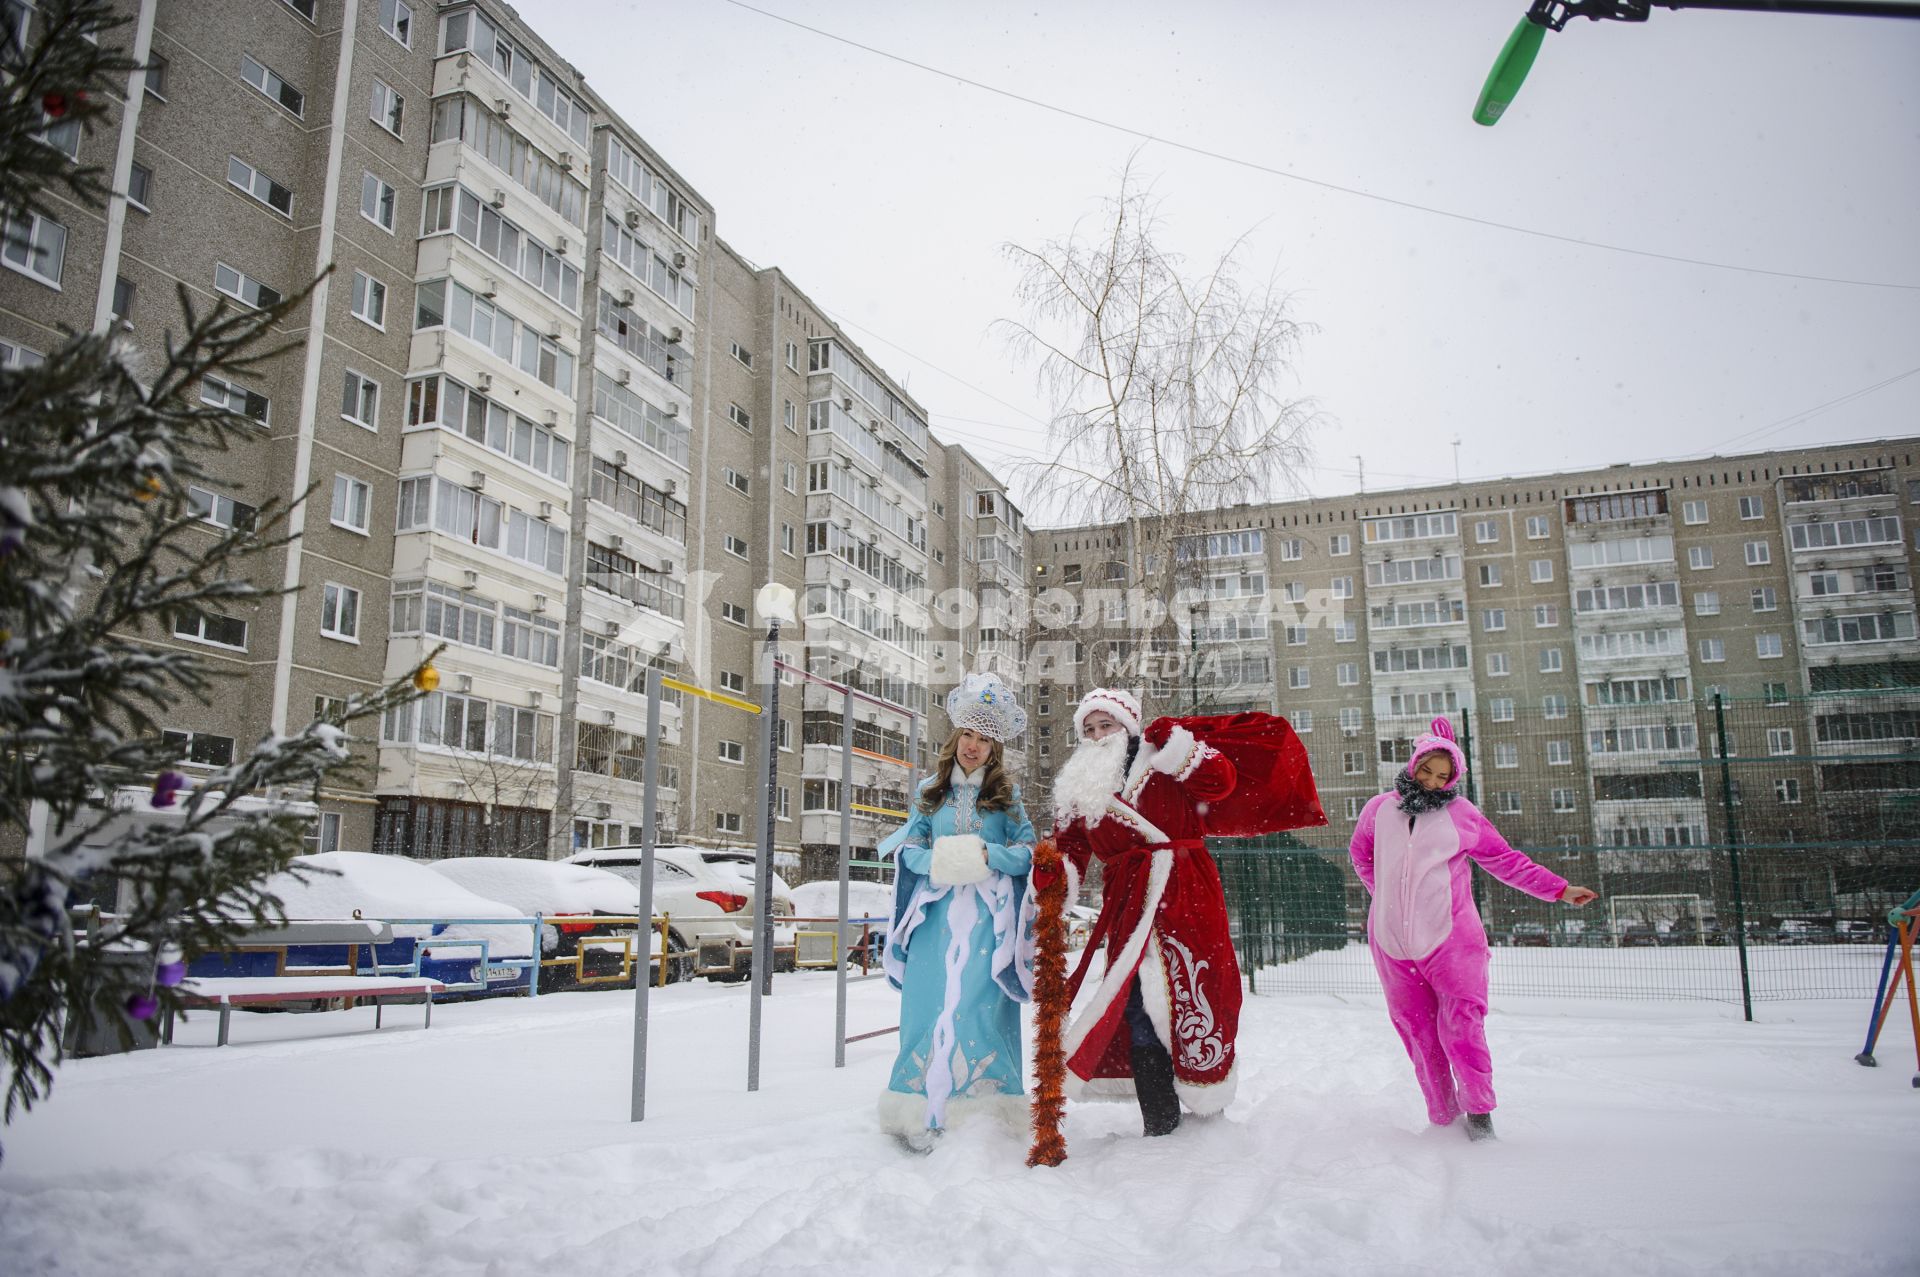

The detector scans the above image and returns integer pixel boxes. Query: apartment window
[718,671,746,694]
[783,400,797,432]
[1694,591,1721,616]
[1330,533,1351,555]
[1482,608,1506,632]
[1687,546,1714,570]
[1774,778,1801,804]
[1331,576,1354,599]
[727,403,752,431]
[784,340,799,370]
[1495,792,1523,815]
[782,462,798,493]
[341,369,380,429]
[1474,519,1498,544]
[1281,582,1305,603]
[721,601,748,626]
[173,607,247,650]
[1682,499,1708,525]
[111,276,134,324]
[1287,666,1310,690]
[360,171,396,231]
[164,729,236,768]
[1478,563,1502,587]
[777,718,792,751]
[723,533,749,560]
[1750,586,1777,612]
[1767,728,1795,756]
[714,811,743,834]
[1744,540,1771,566]
[350,271,387,328]
[370,78,404,136]
[379,0,413,46]
[1542,694,1568,719]
[1284,624,1307,646]
[214,261,281,309]
[314,695,350,723]
[1279,538,1302,561]
[1533,604,1559,628]
[1699,638,1726,663]
[144,53,168,100]
[1338,707,1363,732]
[1344,796,1364,821]
[1551,787,1577,813]
[1487,652,1510,676]
[200,373,270,424]
[240,53,304,116]
[2,209,66,286]
[1334,620,1357,643]
[320,583,361,641]
[730,342,753,368]
[1546,739,1572,766]
[1756,632,1783,659]
[1489,697,1515,722]
[1739,496,1764,520]
[716,739,744,763]
[278,0,317,19]
[187,486,258,532]
[127,162,152,210]
[227,156,292,217]
[1539,647,1563,673]
[780,523,795,556]
[303,811,343,854]
[1293,710,1313,733]
[1764,681,1789,705]
[330,475,371,533]
[1493,743,1519,769]
[1525,516,1550,539]
[1342,751,1366,776]
[1529,559,1554,583]
[1336,662,1359,687]
[723,468,750,496]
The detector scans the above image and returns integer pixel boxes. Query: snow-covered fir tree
[0,0,435,1152]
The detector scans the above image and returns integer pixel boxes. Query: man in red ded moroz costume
[1042,687,1325,1135]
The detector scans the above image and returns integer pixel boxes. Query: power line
[1708,364,1920,452]
[722,0,1920,293]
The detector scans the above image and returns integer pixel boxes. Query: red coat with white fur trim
[1053,721,1243,1111]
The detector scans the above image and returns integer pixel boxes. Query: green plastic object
[1473,16,1547,126]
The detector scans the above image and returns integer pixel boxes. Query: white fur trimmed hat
[944,672,1027,742]
[1073,687,1143,738]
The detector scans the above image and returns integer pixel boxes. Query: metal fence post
[1714,693,1755,1022]
[1457,706,1477,805]
[629,667,663,1122]
[834,690,854,1067]
[747,649,778,1092]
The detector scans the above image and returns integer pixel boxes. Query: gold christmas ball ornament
[134,475,164,502]
[412,664,440,692]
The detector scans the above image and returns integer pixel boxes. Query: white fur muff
[929,834,989,886]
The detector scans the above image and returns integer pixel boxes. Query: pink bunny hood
[1406,716,1467,790]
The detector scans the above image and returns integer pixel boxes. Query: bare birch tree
[999,162,1320,718]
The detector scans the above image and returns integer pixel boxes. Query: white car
[563,845,796,982]
[423,857,662,991]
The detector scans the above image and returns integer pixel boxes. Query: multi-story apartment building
[1025,443,1920,927]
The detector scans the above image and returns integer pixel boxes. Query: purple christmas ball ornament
[155,961,187,987]
[125,993,158,1020]
[151,770,187,808]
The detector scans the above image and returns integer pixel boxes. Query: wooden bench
[165,975,447,1047]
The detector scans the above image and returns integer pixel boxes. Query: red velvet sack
[1147,712,1327,838]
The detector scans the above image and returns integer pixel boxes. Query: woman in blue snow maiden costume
[878,672,1037,1153]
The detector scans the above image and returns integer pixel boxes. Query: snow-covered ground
[1,950,1911,1276]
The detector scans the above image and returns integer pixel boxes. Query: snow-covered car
[564,845,797,982]
[789,879,894,964]
[424,857,661,992]
[258,852,535,996]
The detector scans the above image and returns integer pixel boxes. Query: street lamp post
[747,582,796,1092]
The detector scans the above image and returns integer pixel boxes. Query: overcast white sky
[519,0,1920,521]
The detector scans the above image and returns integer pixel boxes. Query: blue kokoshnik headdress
[944,672,1027,743]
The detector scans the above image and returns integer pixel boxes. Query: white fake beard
[1052,732,1129,829]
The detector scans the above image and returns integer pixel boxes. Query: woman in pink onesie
[1349,717,1597,1141]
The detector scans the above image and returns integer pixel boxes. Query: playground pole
[834,689,854,1067]
[628,666,663,1122]
[1714,694,1755,1023]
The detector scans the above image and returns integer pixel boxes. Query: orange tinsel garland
[1027,836,1070,1167]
